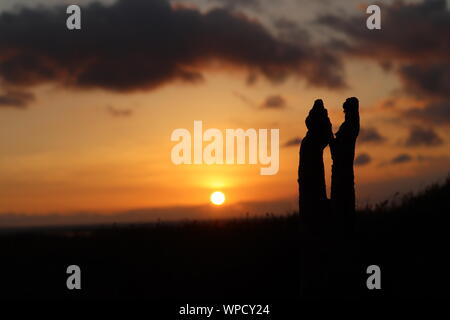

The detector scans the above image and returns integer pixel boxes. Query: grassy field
[0,176,449,300]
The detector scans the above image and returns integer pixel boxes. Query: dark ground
[0,177,449,300]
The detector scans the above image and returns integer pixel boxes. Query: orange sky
[0,0,449,221]
[1,69,448,215]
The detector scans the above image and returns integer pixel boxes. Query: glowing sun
[210,191,225,205]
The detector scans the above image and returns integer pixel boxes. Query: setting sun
[210,191,226,206]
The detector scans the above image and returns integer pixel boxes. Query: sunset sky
[0,0,449,225]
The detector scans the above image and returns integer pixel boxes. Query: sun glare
[210,191,225,205]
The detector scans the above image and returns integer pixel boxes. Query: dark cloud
[261,95,286,109]
[391,153,413,164]
[283,136,301,148]
[404,126,443,147]
[0,0,345,95]
[382,99,396,109]
[208,0,262,10]
[354,153,371,166]
[358,127,386,144]
[0,90,35,108]
[318,0,450,63]
[318,0,450,124]
[106,106,133,117]
[403,101,450,126]
[399,63,450,100]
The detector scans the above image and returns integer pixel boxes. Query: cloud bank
[318,0,450,127]
[0,0,346,108]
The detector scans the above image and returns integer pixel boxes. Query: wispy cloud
[106,106,133,117]
[0,90,35,108]
[261,95,287,110]
[354,153,371,166]
[404,126,443,147]
[391,153,413,164]
[283,136,301,148]
[358,127,386,144]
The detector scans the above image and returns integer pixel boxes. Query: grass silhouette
[0,175,449,299]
